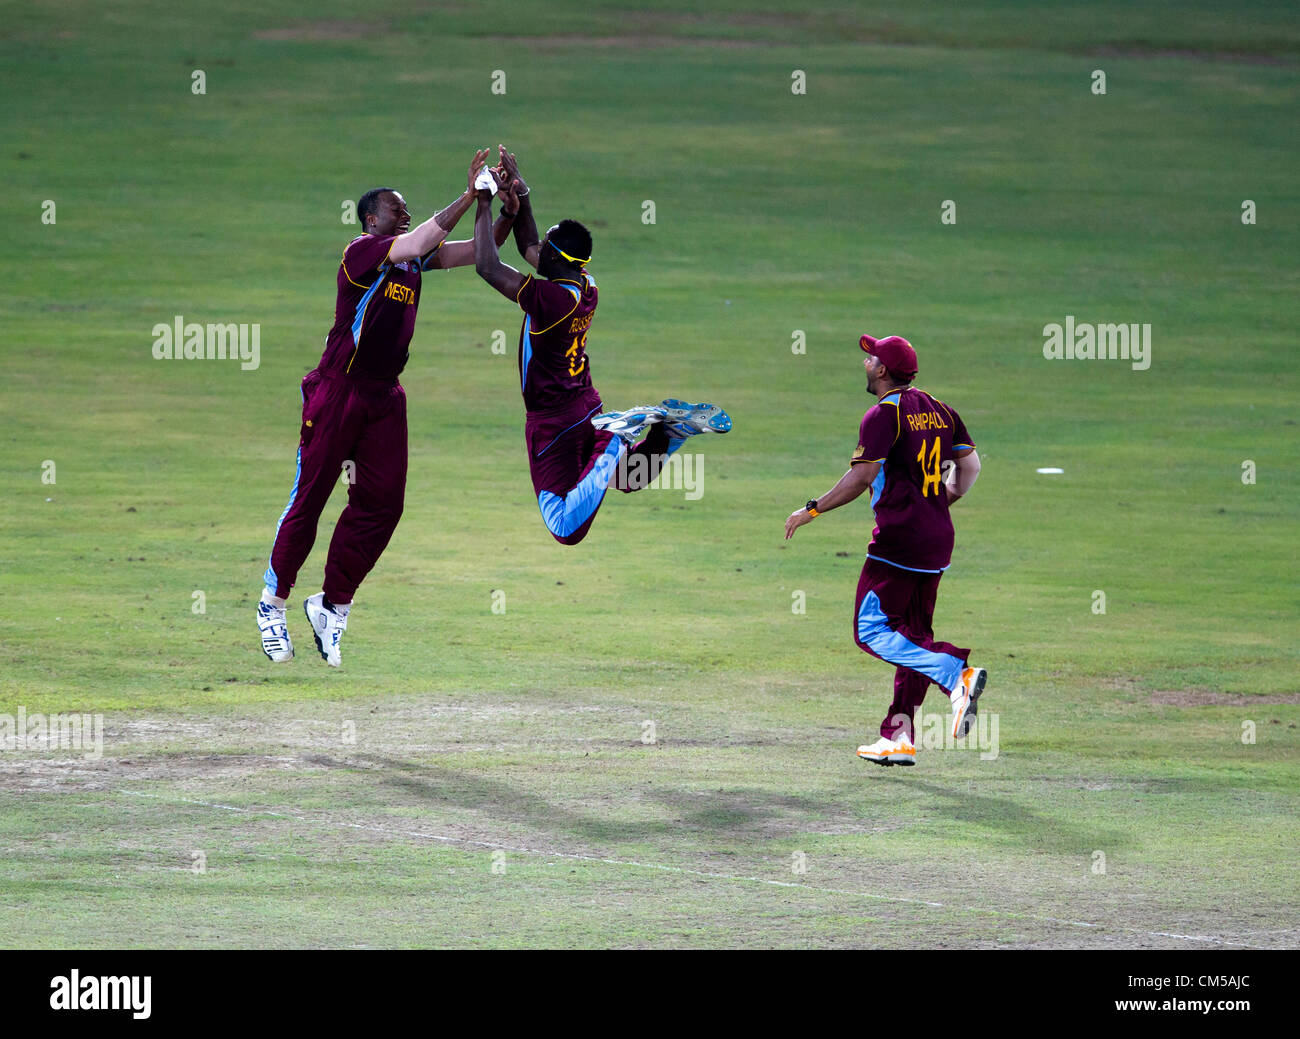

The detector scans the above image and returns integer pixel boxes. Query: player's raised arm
[498,147,540,269]
[389,149,489,265]
[473,191,529,299]
[784,461,879,540]
[424,180,516,270]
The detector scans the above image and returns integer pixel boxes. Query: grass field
[1,0,1298,948]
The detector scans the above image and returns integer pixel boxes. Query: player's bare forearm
[388,210,454,265]
[425,211,515,270]
[494,208,515,248]
[815,464,876,513]
[474,196,528,298]
[784,462,878,540]
[390,148,488,265]
[495,145,539,266]
[945,448,981,503]
[434,189,476,235]
[512,192,541,269]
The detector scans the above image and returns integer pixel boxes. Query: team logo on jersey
[383,281,416,304]
[852,444,865,459]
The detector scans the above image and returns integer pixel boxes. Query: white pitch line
[118,788,1261,948]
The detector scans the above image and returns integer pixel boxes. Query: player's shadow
[877,774,1131,855]
[356,754,870,845]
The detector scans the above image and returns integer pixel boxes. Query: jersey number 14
[916,436,942,498]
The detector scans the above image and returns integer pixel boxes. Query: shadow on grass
[879,774,1131,856]
[358,754,888,846]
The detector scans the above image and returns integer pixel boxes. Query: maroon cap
[859,333,917,378]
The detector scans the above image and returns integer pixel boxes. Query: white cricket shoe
[949,666,987,738]
[304,593,348,667]
[857,734,916,767]
[591,405,666,444]
[257,591,293,662]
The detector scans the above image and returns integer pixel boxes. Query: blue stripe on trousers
[856,589,963,691]
[537,437,625,537]
[263,445,303,591]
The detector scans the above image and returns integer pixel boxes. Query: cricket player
[257,150,517,666]
[471,147,731,546]
[784,334,985,766]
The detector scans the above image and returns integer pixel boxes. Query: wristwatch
[805,499,820,518]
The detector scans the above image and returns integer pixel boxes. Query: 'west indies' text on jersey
[851,387,975,572]
[514,273,597,412]
[318,234,442,381]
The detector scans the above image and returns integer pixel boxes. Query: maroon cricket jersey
[318,234,438,381]
[851,387,975,572]
[515,273,597,412]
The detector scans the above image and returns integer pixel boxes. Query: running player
[784,334,985,766]
[472,147,730,545]
[257,150,517,666]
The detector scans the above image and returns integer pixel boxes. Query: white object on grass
[1036,467,1064,474]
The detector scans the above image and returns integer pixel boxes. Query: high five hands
[496,146,526,212]
[473,145,525,213]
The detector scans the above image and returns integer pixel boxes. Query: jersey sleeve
[852,405,899,465]
[938,401,975,453]
[516,275,581,332]
[418,240,444,271]
[951,409,974,451]
[340,235,396,288]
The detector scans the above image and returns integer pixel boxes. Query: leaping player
[256,150,517,666]
[472,147,730,545]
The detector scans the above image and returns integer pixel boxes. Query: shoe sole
[304,600,339,667]
[857,750,916,767]
[661,399,731,435]
[953,669,987,738]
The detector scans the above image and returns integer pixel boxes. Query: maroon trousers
[264,369,407,604]
[526,389,675,546]
[853,557,970,742]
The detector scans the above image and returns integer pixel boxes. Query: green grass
[0,0,1297,948]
